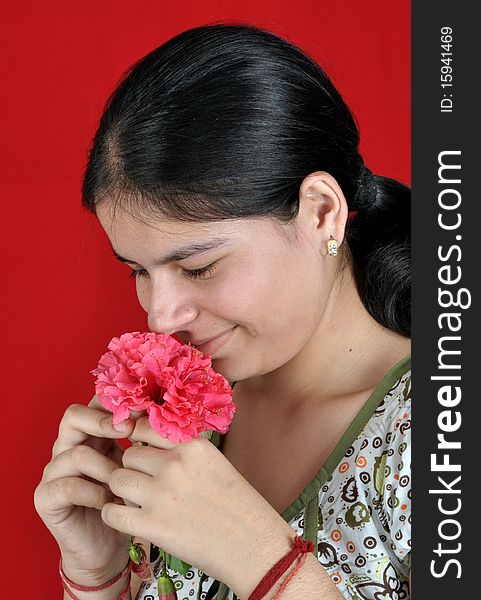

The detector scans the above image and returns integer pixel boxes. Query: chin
[210,356,239,384]
[210,355,230,374]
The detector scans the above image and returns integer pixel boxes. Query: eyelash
[128,263,217,281]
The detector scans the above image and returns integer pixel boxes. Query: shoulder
[353,365,411,533]
[314,365,411,595]
[333,365,411,485]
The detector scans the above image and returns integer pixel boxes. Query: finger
[108,467,152,507]
[86,395,146,455]
[82,432,123,457]
[52,403,136,458]
[101,502,151,541]
[35,476,115,516]
[86,395,123,455]
[128,416,178,449]
[88,393,104,410]
[42,444,122,486]
[121,444,165,476]
[130,409,146,418]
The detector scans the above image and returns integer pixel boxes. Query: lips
[191,327,236,355]
[191,331,231,346]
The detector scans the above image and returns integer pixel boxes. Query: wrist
[228,518,300,599]
[62,577,131,600]
[60,556,132,600]
[61,554,131,586]
[62,574,131,600]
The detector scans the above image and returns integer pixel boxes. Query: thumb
[112,418,134,433]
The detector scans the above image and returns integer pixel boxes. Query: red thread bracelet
[59,558,132,599]
[247,535,315,600]
[59,554,153,600]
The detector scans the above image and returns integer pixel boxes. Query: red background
[0,1,410,596]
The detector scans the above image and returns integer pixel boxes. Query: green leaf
[164,551,192,576]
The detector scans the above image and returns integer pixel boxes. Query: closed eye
[128,262,218,280]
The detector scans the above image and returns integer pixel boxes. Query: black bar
[413,2,478,597]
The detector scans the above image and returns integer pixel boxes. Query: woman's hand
[33,395,145,585]
[101,416,296,595]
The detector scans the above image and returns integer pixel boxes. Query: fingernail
[114,420,128,432]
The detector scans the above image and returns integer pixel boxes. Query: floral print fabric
[135,359,411,600]
[306,365,411,599]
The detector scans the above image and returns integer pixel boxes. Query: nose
[148,308,198,337]
[145,277,200,335]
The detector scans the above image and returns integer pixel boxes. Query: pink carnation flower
[90,331,236,443]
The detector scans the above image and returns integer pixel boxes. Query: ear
[299,171,349,254]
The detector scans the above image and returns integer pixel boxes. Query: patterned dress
[135,355,411,600]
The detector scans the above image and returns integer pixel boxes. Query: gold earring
[327,235,338,256]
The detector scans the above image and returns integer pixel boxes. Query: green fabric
[303,483,321,552]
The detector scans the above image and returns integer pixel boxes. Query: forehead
[95,201,292,242]
[96,202,223,237]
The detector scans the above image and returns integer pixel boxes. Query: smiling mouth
[191,327,236,355]
[191,329,232,347]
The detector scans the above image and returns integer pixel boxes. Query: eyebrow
[111,237,231,267]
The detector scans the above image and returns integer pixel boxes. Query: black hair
[81,22,410,338]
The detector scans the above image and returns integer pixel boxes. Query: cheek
[202,272,250,320]
[266,260,329,341]
[232,258,322,333]
[134,272,248,318]
[226,272,323,377]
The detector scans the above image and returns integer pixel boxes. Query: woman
[34,23,411,600]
